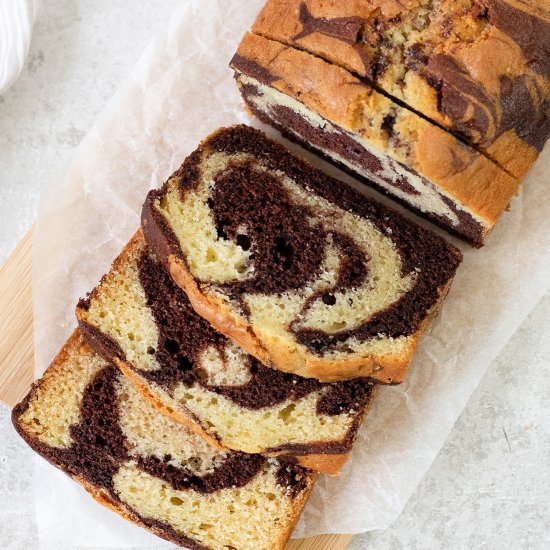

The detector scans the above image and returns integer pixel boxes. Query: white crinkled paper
[32,0,550,547]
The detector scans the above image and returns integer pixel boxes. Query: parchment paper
[31,0,550,547]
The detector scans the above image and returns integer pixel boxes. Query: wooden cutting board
[0,229,353,550]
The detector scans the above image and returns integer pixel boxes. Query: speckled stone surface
[0,0,180,264]
[0,403,37,549]
[1,1,549,549]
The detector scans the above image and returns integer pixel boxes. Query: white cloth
[0,0,40,93]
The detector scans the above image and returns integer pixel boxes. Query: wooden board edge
[0,227,34,408]
[287,533,354,549]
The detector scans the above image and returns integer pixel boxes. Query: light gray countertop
[1,2,549,549]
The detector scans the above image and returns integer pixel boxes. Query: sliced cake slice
[252,0,550,180]
[230,32,520,246]
[141,125,463,384]
[76,231,375,475]
[12,330,315,550]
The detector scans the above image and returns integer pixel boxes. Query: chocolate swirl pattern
[143,126,462,383]
[203,156,417,344]
[419,0,550,174]
[291,3,373,77]
[12,332,314,550]
[426,55,550,152]
[77,231,375,473]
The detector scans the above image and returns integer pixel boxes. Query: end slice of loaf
[12,330,315,550]
[76,230,375,475]
[142,125,463,384]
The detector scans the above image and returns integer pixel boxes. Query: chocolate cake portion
[142,125,462,384]
[231,32,519,246]
[77,231,375,475]
[252,0,550,180]
[12,331,315,550]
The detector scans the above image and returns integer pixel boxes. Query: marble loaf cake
[142,125,463,384]
[12,331,315,550]
[77,231,376,475]
[253,0,550,180]
[231,31,521,246]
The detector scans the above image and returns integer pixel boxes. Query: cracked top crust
[253,0,550,178]
[232,32,519,235]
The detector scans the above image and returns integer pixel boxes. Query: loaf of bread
[231,32,519,246]
[252,0,550,180]
[77,231,375,475]
[12,330,315,550]
[142,125,462,384]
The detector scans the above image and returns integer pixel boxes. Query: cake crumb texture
[143,125,462,383]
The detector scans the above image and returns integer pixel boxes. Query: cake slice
[141,125,463,384]
[12,330,315,550]
[252,0,550,180]
[230,32,519,246]
[76,231,375,475]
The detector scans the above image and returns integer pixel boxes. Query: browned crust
[276,472,317,550]
[290,453,348,475]
[253,0,385,77]
[252,0,550,179]
[233,32,520,232]
[12,329,316,550]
